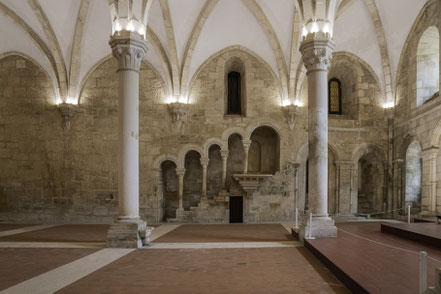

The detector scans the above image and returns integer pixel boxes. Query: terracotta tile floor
[306,222,441,294]
[154,224,294,243]
[0,223,37,232]
[0,224,110,242]
[57,247,349,294]
[0,248,99,291]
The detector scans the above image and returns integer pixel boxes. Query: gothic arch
[178,144,204,169]
[188,45,283,102]
[203,138,226,158]
[0,51,57,101]
[153,154,179,170]
[351,143,386,164]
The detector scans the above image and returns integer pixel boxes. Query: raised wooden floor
[381,222,441,248]
[301,222,441,294]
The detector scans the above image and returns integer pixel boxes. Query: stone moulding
[232,174,273,198]
[282,104,301,130]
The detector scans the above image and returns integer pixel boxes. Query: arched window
[417,26,439,107]
[228,71,241,114]
[328,78,342,114]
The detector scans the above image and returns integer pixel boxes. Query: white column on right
[299,32,337,239]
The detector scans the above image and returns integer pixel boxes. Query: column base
[107,218,148,248]
[299,216,337,241]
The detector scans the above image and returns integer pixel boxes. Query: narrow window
[328,78,342,114]
[228,71,241,115]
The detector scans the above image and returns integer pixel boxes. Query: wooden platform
[381,222,441,248]
[294,222,441,294]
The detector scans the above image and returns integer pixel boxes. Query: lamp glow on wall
[56,97,78,129]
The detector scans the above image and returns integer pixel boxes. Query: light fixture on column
[57,101,78,129]
[282,103,301,130]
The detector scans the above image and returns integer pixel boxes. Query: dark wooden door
[229,196,243,223]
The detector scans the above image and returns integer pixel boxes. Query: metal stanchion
[408,205,411,224]
[295,208,299,229]
[420,251,427,294]
[305,212,315,240]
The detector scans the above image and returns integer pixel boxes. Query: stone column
[393,159,404,217]
[107,31,148,248]
[200,157,209,200]
[421,148,438,215]
[176,168,186,212]
[299,32,337,239]
[221,150,229,190]
[242,140,252,174]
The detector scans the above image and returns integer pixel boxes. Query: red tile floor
[56,247,349,294]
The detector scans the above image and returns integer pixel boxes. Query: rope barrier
[337,227,441,264]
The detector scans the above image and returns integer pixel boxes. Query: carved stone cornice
[299,32,335,73]
[109,31,148,72]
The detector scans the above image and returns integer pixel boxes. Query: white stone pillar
[221,150,229,190]
[176,168,186,212]
[299,32,337,239]
[200,157,209,200]
[242,140,252,174]
[107,31,148,248]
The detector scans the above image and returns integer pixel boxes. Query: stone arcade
[0,0,440,293]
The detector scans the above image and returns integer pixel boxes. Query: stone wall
[0,45,391,223]
[393,1,441,214]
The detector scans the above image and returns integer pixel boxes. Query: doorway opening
[229,196,243,223]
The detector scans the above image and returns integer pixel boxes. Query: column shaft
[118,68,140,219]
[221,151,229,189]
[308,68,329,217]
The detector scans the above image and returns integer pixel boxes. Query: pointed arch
[69,0,91,103]
[0,2,60,99]
[241,0,289,98]
[159,0,180,96]
[180,0,219,97]
[363,0,394,103]
[28,0,68,100]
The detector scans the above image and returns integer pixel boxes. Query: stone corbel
[385,107,394,122]
[282,104,301,130]
[168,102,187,132]
[57,102,78,129]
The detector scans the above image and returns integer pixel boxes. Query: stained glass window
[329,78,342,114]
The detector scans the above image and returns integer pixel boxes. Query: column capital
[299,32,335,73]
[221,150,229,158]
[421,147,439,158]
[242,140,252,151]
[176,168,186,178]
[109,31,148,72]
[200,157,209,167]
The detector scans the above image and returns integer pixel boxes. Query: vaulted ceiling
[0,0,430,103]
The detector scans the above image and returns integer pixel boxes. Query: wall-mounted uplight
[383,101,395,109]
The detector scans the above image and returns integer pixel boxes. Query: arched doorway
[357,153,384,214]
[161,160,178,221]
[183,151,202,210]
[248,126,280,174]
[405,141,422,210]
